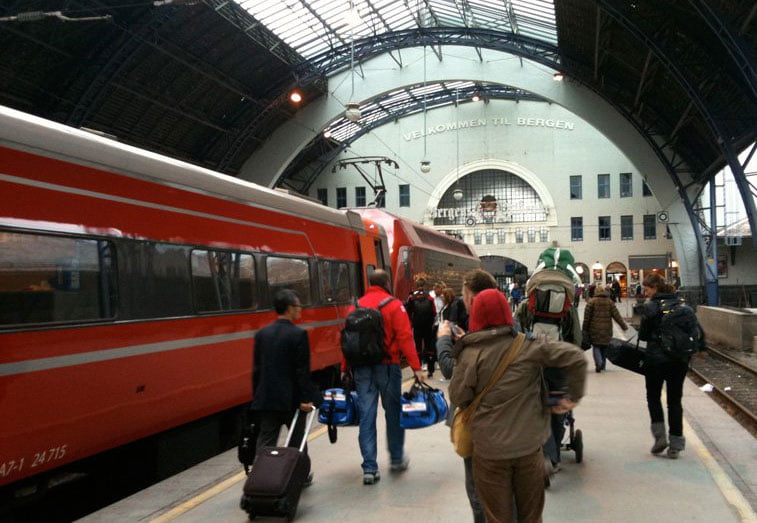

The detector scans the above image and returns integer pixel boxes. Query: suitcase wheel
[573,429,583,463]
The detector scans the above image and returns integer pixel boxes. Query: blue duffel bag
[400,379,449,429]
[319,388,360,442]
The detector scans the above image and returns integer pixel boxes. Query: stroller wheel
[573,429,583,463]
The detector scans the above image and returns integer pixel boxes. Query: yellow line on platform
[152,373,417,522]
[150,424,329,523]
[684,418,757,523]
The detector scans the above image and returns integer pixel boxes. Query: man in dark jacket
[250,289,317,482]
[406,277,437,377]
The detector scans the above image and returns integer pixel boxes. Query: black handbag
[607,336,646,375]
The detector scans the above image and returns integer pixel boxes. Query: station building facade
[307,99,753,298]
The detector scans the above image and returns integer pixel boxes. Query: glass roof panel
[235,0,556,60]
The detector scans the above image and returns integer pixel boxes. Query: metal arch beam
[290,27,560,86]
[686,0,757,103]
[597,0,757,305]
[287,87,547,193]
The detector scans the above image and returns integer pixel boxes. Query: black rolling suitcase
[240,409,316,521]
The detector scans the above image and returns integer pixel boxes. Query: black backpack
[657,298,702,361]
[341,297,395,367]
[408,291,434,326]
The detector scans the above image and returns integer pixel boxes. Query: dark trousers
[592,344,608,369]
[473,448,545,523]
[463,456,485,523]
[413,325,436,374]
[644,361,688,436]
[543,413,567,465]
[255,409,309,456]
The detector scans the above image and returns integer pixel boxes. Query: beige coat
[448,326,587,459]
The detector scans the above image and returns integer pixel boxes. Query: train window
[374,241,385,270]
[191,250,256,312]
[0,231,116,326]
[319,261,351,304]
[266,256,312,306]
[349,262,362,299]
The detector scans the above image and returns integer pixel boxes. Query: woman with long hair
[638,273,691,459]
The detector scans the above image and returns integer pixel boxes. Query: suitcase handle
[284,408,318,452]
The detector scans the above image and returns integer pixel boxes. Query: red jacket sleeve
[391,302,421,370]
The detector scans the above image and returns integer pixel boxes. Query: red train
[0,106,478,491]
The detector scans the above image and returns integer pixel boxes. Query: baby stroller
[560,409,583,463]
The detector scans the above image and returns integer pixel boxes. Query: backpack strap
[378,297,397,309]
[465,333,526,417]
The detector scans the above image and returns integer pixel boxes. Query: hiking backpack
[656,298,702,361]
[527,283,572,321]
[341,297,395,367]
[407,291,435,327]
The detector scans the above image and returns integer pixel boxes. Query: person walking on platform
[449,272,587,523]
[436,270,499,523]
[348,269,424,485]
[638,274,703,459]
[250,289,318,484]
[406,277,437,377]
[582,286,628,373]
[611,279,621,302]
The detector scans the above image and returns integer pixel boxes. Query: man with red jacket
[344,269,424,485]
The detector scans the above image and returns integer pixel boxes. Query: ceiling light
[323,130,332,139]
[420,160,431,173]
[289,91,302,103]
[345,102,361,122]
[553,72,565,82]
[471,92,480,102]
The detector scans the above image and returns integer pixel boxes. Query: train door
[357,235,389,292]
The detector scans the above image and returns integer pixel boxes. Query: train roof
[0,105,365,233]
[350,208,478,260]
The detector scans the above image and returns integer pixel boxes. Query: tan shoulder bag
[451,332,526,458]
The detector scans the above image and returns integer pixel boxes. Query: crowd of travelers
[246,252,703,522]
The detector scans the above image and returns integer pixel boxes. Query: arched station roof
[0,0,754,239]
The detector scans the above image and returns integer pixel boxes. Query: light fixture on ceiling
[553,72,565,81]
[471,91,481,102]
[452,88,464,202]
[323,130,332,139]
[289,91,302,103]
[345,2,361,123]
[420,44,430,173]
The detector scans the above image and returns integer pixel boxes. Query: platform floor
[81,310,757,523]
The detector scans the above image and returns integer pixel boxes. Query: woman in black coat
[638,274,690,459]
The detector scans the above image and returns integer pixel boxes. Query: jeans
[645,360,688,436]
[592,344,608,369]
[353,364,404,473]
[542,413,566,465]
[464,456,485,523]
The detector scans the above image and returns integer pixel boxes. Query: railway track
[689,346,757,436]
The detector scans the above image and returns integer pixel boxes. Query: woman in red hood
[448,270,587,523]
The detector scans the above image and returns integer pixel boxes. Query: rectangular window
[598,216,611,241]
[0,231,117,326]
[497,229,506,244]
[621,215,634,240]
[267,256,311,306]
[399,184,410,207]
[192,250,256,312]
[336,187,347,208]
[571,217,583,241]
[485,230,494,244]
[317,188,328,206]
[355,186,366,207]
[539,227,549,242]
[515,229,524,244]
[598,174,610,199]
[527,227,536,243]
[620,172,632,197]
[643,214,657,239]
[569,175,582,200]
[642,181,652,197]
[474,231,482,245]
[319,260,351,304]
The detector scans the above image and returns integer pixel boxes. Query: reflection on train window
[267,256,311,306]
[318,260,351,303]
[0,231,116,326]
[192,250,256,312]
[333,263,350,302]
